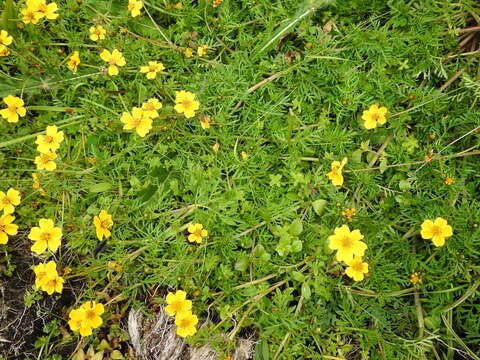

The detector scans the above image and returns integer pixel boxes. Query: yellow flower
[43,273,64,295]
[420,217,453,247]
[0,96,27,123]
[93,210,113,240]
[29,0,59,20]
[165,290,192,316]
[89,25,106,41]
[326,157,347,186]
[410,272,422,284]
[0,214,18,244]
[28,218,62,254]
[80,301,104,332]
[212,0,223,7]
[184,48,193,58]
[68,308,91,336]
[175,312,198,337]
[444,176,455,185]
[120,107,153,137]
[174,90,200,118]
[174,2,183,9]
[21,7,40,24]
[35,125,64,153]
[0,188,21,215]
[361,104,387,130]
[344,256,369,281]
[100,49,126,76]
[0,44,9,57]
[241,151,248,160]
[0,30,13,46]
[200,115,211,129]
[212,143,220,152]
[328,225,367,263]
[139,61,165,79]
[33,261,53,288]
[34,151,57,171]
[128,0,143,17]
[187,223,208,243]
[141,98,162,118]
[197,45,209,57]
[66,51,80,72]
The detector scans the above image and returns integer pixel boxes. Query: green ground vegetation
[1,0,480,359]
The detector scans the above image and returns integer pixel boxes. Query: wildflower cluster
[21,0,59,25]
[328,225,369,281]
[0,30,13,57]
[165,290,198,337]
[34,125,64,171]
[68,301,105,336]
[33,261,64,295]
[0,188,20,245]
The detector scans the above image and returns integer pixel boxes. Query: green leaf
[89,182,112,193]
[110,350,124,360]
[289,219,303,236]
[312,199,327,215]
[254,340,270,360]
[234,255,250,272]
[301,281,311,300]
[291,271,306,282]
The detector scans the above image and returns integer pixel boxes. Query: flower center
[108,59,117,66]
[132,117,142,127]
[100,220,110,229]
[371,113,379,121]
[41,154,51,163]
[179,318,191,328]
[44,135,54,144]
[194,229,203,238]
[0,225,5,232]
[2,197,11,205]
[149,66,157,72]
[40,232,52,242]
[85,309,96,321]
[182,100,193,110]
[352,262,363,272]
[432,225,443,237]
[341,236,353,249]
[8,105,17,113]
[171,300,184,312]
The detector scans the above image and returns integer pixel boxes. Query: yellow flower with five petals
[93,210,113,240]
[174,91,200,118]
[28,218,62,255]
[100,49,126,76]
[328,225,367,263]
[361,104,387,130]
[0,214,18,244]
[420,217,453,247]
[35,125,64,153]
[120,107,153,137]
[0,96,26,123]
[165,290,192,317]
[0,188,21,215]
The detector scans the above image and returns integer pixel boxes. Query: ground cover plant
[1,0,480,359]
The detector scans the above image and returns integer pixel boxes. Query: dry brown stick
[439,68,466,92]
[446,25,480,34]
[368,134,394,167]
